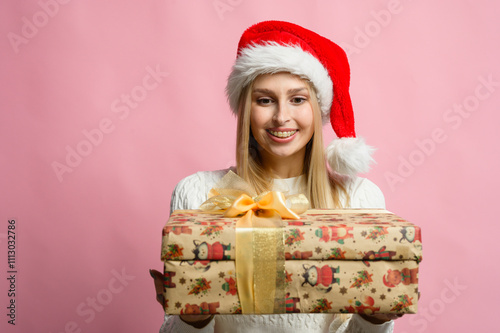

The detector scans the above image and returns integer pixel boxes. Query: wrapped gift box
[161,209,422,315]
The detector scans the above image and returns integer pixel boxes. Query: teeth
[268,130,297,138]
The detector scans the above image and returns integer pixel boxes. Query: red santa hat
[226,20,374,176]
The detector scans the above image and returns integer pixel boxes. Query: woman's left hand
[359,291,419,324]
[359,313,403,324]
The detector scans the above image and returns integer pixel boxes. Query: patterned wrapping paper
[162,209,422,315]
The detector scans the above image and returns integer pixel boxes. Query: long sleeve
[161,315,215,333]
[162,170,229,333]
[330,314,394,333]
[342,177,386,209]
[169,169,231,214]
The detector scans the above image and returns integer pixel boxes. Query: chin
[266,148,303,160]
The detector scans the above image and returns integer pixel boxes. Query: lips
[265,128,299,143]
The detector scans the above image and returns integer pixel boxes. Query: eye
[257,97,273,105]
[291,97,306,104]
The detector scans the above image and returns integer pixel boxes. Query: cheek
[297,107,315,137]
[250,108,268,133]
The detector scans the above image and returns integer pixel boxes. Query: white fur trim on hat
[326,137,375,176]
[226,42,333,122]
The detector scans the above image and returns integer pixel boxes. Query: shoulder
[170,168,233,213]
[344,176,386,209]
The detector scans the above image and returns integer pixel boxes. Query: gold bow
[199,171,309,314]
[225,191,301,221]
[200,171,309,216]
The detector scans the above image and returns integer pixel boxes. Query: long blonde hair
[235,75,348,209]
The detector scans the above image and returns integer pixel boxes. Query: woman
[152,21,399,332]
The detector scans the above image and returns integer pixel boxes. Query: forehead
[252,72,309,90]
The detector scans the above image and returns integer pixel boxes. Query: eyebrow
[252,87,308,95]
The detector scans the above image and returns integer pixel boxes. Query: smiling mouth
[267,130,298,138]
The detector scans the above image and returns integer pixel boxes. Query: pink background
[1,1,499,332]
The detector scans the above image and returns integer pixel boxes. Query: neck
[260,151,305,179]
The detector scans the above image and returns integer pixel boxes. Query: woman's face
[250,73,315,167]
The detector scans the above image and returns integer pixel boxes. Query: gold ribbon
[200,171,309,314]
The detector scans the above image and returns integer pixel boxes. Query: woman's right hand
[150,269,166,306]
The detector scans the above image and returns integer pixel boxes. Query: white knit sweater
[161,169,394,333]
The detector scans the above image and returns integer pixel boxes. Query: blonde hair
[235,76,348,209]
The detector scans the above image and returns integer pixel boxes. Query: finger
[180,315,212,322]
[360,313,403,324]
[374,314,396,321]
[384,313,404,320]
[150,269,165,306]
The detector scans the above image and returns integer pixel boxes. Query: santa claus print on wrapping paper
[301,264,340,292]
[222,276,237,296]
[200,225,224,238]
[230,300,242,314]
[162,244,183,260]
[383,268,418,287]
[180,260,212,272]
[361,246,397,267]
[284,270,293,288]
[391,294,414,312]
[188,278,211,295]
[164,271,176,288]
[399,226,422,243]
[163,225,192,236]
[192,240,231,260]
[285,292,301,313]
[285,250,313,260]
[350,270,374,289]
[310,298,333,313]
[342,296,380,315]
[365,226,389,240]
[315,225,354,244]
[328,247,347,260]
[287,220,311,226]
[285,228,306,246]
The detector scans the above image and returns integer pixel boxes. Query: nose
[272,101,290,124]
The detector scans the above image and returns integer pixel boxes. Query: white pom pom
[326,137,375,176]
